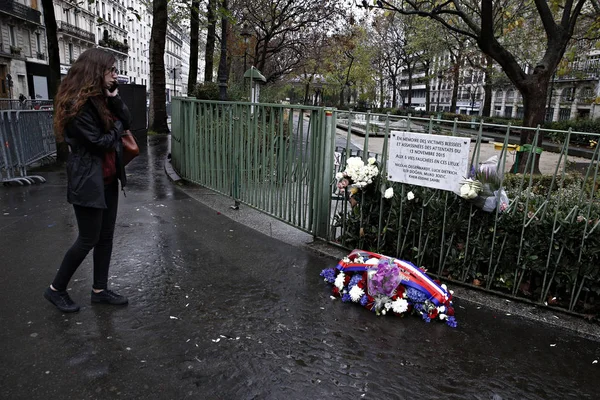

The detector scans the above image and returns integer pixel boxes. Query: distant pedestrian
[44,48,131,313]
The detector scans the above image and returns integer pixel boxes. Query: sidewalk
[0,135,598,399]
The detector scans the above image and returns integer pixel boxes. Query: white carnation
[384,187,394,199]
[335,172,344,180]
[349,285,365,302]
[334,272,346,290]
[391,298,409,314]
[407,191,415,201]
[368,157,376,165]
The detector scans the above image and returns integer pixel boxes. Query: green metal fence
[171,98,336,237]
[171,99,600,315]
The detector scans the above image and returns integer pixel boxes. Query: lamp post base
[218,82,227,101]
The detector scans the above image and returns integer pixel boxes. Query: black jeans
[52,181,119,291]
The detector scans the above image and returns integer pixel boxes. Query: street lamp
[241,23,252,73]
[171,64,182,100]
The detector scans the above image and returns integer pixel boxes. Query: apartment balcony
[0,0,41,25]
[58,21,95,43]
[98,38,129,54]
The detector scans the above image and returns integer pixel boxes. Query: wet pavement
[1,135,599,400]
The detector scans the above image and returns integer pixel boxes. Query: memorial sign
[387,131,471,192]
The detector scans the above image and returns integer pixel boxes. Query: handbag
[121,130,139,166]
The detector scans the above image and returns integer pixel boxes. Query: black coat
[64,96,132,208]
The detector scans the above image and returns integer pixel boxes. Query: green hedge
[543,118,600,147]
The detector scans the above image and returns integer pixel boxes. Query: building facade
[426,51,600,121]
[54,0,96,78]
[0,0,204,101]
[0,0,49,100]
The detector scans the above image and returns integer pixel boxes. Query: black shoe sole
[91,298,129,305]
[44,291,80,313]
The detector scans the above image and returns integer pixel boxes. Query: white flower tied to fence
[336,156,379,194]
[457,155,510,213]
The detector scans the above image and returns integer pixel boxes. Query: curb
[163,154,182,183]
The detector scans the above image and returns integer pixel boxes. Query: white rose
[468,188,478,199]
[368,157,376,165]
[460,184,470,198]
[384,187,394,199]
[335,172,344,180]
[407,191,415,201]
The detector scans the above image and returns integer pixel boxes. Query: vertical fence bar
[315,109,335,238]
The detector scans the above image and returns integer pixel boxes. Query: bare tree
[241,0,344,82]
[204,0,217,82]
[41,0,68,162]
[149,0,169,133]
[370,0,594,171]
[187,0,201,94]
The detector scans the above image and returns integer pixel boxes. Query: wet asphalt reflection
[0,135,598,399]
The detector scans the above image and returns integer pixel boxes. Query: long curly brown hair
[54,48,116,141]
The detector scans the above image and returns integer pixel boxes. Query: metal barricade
[0,110,54,185]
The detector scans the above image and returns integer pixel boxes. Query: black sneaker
[44,287,80,313]
[91,289,128,305]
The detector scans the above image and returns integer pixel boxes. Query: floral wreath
[320,249,457,327]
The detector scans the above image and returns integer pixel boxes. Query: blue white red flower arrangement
[320,249,457,327]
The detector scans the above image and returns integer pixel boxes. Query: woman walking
[44,48,131,313]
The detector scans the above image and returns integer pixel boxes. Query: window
[9,26,16,46]
[36,33,41,53]
[69,43,74,62]
[25,30,31,56]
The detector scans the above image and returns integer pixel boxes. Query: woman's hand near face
[105,87,119,97]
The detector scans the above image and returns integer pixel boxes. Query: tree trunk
[451,60,460,113]
[424,63,430,111]
[511,78,550,173]
[217,0,228,101]
[303,81,310,105]
[187,0,200,95]
[391,78,397,108]
[482,83,492,117]
[482,55,493,117]
[379,75,384,107]
[204,0,217,82]
[41,0,68,163]
[149,0,169,134]
[407,68,413,107]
